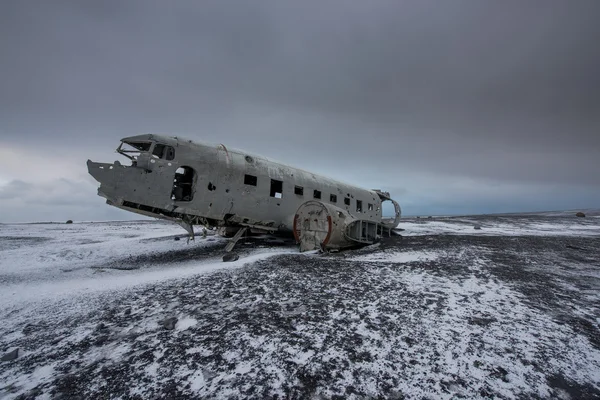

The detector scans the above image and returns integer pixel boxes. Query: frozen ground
[0,213,599,399]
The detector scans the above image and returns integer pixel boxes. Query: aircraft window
[152,144,166,159]
[313,190,321,199]
[344,197,350,206]
[357,200,363,212]
[368,203,374,211]
[166,146,175,160]
[270,179,283,198]
[330,194,337,203]
[295,186,304,195]
[244,174,258,186]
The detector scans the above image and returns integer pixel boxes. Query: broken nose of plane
[87,160,102,183]
[87,159,119,186]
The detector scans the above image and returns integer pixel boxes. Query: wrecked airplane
[87,134,401,253]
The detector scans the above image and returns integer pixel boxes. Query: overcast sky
[1,0,599,222]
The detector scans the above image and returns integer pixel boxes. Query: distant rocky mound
[576,212,586,218]
[66,220,73,224]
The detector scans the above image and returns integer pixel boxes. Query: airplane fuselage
[88,134,401,250]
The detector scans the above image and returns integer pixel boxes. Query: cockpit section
[116,139,176,168]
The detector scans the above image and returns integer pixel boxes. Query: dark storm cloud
[0,0,599,220]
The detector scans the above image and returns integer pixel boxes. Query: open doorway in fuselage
[172,166,195,201]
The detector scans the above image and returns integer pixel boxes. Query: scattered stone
[124,307,132,316]
[174,236,181,241]
[95,322,108,332]
[468,316,497,326]
[1,348,19,362]
[223,253,240,262]
[576,212,586,217]
[160,317,178,330]
[490,366,509,382]
[427,216,433,219]
[51,336,64,345]
[566,244,585,251]
[94,335,109,346]
[474,225,482,230]
[66,220,73,224]
[22,323,37,335]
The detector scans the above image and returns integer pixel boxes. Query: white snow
[350,250,440,263]
[0,221,297,309]
[1,217,599,399]
[399,216,600,237]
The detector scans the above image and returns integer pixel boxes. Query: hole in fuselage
[172,166,195,201]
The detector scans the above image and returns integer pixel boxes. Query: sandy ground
[0,213,599,399]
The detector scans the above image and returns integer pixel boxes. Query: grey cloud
[0,178,137,222]
[0,180,32,199]
[0,0,599,220]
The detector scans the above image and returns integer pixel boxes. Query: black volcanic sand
[1,219,599,399]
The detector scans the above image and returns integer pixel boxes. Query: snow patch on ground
[1,217,599,399]
[350,250,439,263]
[400,215,600,237]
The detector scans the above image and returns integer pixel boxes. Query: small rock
[576,212,586,217]
[468,316,497,326]
[566,244,584,251]
[474,225,482,230]
[66,220,73,224]
[1,348,19,362]
[22,323,36,335]
[223,253,239,262]
[95,322,107,332]
[160,317,178,330]
[50,336,64,345]
[94,335,109,346]
[490,366,509,382]
[124,307,132,316]
[174,236,181,241]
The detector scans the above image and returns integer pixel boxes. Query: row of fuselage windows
[244,174,375,213]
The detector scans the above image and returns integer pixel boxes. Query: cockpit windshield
[117,140,175,163]
[117,141,152,161]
